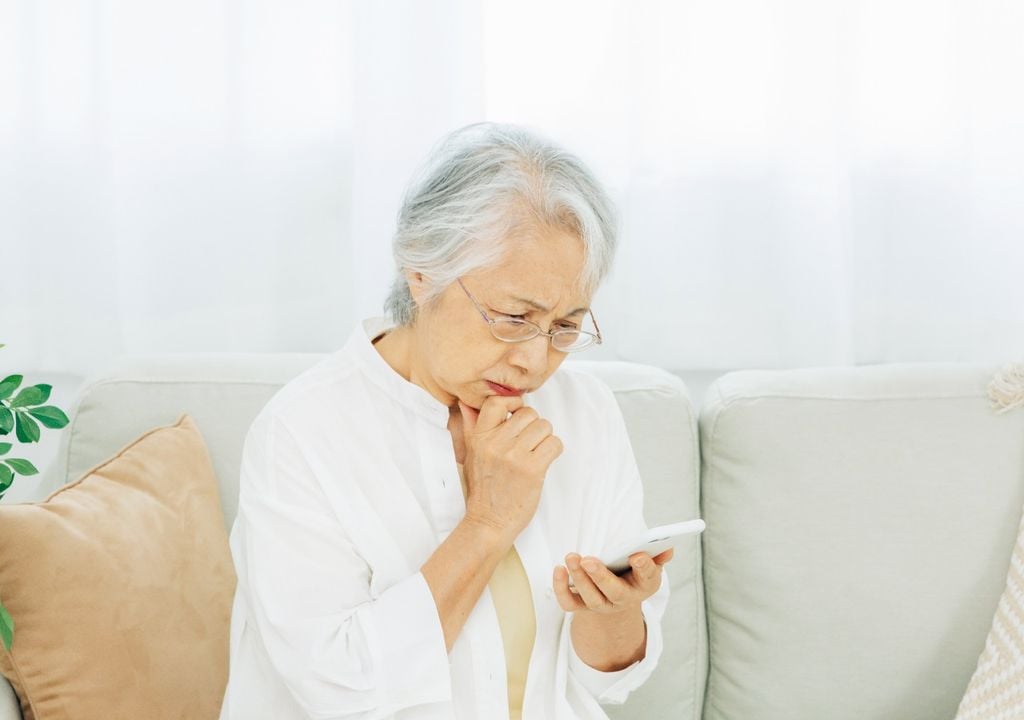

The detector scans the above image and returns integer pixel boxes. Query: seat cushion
[0,414,235,720]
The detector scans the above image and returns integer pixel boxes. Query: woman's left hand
[552,548,673,614]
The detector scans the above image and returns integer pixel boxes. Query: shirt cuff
[364,570,452,710]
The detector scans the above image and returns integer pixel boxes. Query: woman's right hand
[458,396,564,543]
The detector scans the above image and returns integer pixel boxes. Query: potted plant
[0,343,70,650]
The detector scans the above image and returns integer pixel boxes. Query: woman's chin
[452,393,482,412]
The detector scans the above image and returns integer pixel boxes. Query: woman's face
[407,225,591,411]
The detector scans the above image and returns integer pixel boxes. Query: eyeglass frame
[455,277,603,352]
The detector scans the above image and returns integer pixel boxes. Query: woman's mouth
[486,380,524,397]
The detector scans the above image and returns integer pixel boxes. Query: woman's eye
[491,309,575,328]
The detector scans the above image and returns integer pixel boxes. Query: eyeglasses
[456,277,603,353]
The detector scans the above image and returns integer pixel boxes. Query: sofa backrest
[698,361,1024,720]
[40,354,706,720]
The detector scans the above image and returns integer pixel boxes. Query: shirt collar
[343,316,452,429]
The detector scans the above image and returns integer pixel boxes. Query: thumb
[458,400,480,437]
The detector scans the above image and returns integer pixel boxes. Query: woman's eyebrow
[509,296,589,316]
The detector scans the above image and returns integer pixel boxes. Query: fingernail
[582,559,600,573]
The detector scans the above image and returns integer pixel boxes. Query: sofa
[1,354,1020,719]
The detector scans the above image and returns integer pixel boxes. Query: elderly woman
[219,122,673,720]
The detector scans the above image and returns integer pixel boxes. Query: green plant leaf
[0,602,13,651]
[0,375,21,402]
[0,463,12,489]
[6,458,38,476]
[0,442,10,455]
[14,411,40,443]
[10,384,51,408]
[0,407,11,435]
[27,405,69,429]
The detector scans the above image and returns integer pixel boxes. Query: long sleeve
[565,380,671,706]
[231,414,452,719]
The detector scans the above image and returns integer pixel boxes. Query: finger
[652,547,675,566]
[579,555,629,604]
[627,553,663,592]
[457,401,480,436]
[566,554,610,609]
[564,553,587,592]
[514,417,553,452]
[532,434,564,463]
[552,566,587,612]
[496,406,540,439]
[474,395,525,434]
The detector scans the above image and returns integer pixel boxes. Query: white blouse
[218,317,670,720]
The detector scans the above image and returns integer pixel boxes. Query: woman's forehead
[469,224,590,310]
[479,276,591,316]
[499,289,590,316]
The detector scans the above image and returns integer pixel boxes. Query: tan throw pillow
[954,362,1024,718]
[0,413,236,720]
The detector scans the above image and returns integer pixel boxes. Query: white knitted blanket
[955,362,1024,719]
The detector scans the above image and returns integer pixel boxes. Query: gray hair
[383,122,618,326]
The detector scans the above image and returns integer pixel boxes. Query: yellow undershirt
[457,462,536,720]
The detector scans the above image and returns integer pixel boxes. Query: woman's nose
[506,334,551,374]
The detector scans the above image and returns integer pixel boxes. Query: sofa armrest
[0,678,20,720]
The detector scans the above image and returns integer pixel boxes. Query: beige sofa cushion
[0,413,235,720]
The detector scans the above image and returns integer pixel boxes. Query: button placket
[423,426,464,538]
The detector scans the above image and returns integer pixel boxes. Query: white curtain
[2,0,1022,382]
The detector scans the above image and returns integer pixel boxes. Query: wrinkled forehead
[488,282,591,317]
[471,228,589,308]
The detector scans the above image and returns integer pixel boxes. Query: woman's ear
[403,269,429,309]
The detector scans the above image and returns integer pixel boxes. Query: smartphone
[600,519,706,576]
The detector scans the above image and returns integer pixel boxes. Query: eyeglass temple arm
[457,278,494,324]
